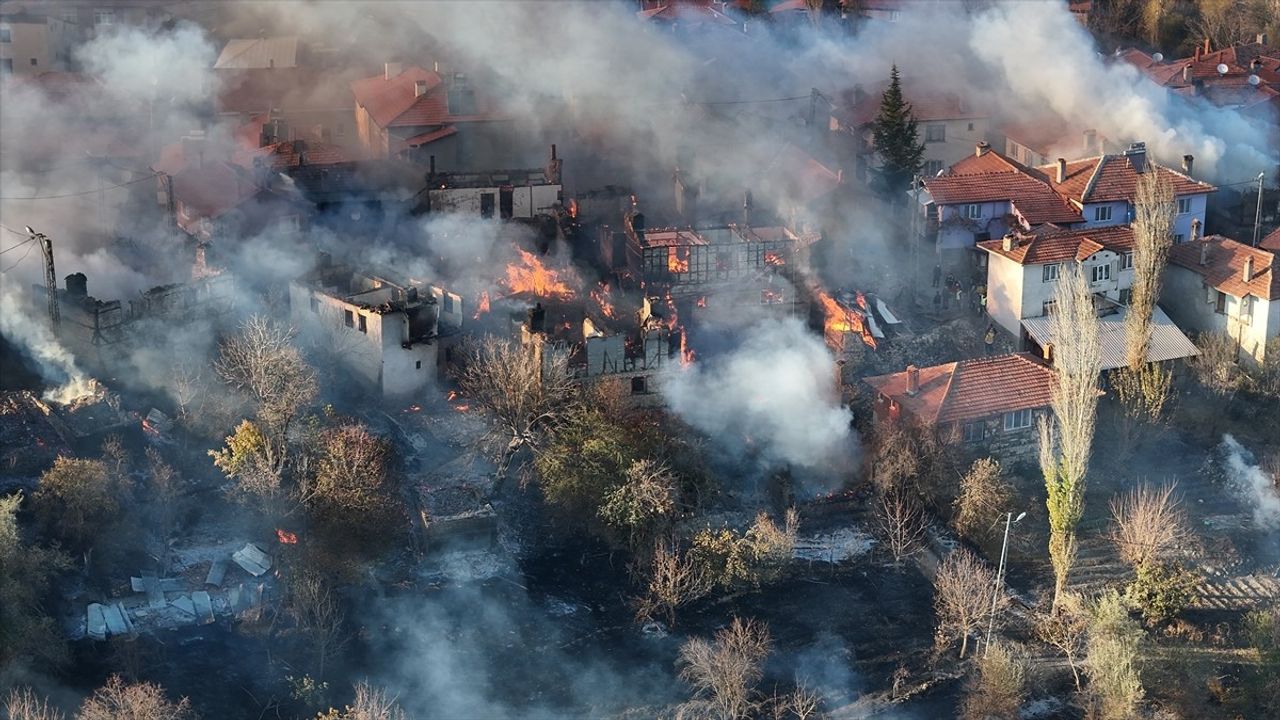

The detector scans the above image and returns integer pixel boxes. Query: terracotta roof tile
[350,66,500,130]
[923,170,1082,225]
[979,225,1134,265]
[1039,153,1215,204]
[864,352,1056,426]
[1168,235,1280,301]
[1261,227,1280,252]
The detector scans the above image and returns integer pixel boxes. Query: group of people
[931,264,998,355]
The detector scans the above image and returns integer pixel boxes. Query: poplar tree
[871,65,925,198]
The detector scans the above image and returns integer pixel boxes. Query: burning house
[289,259,464,398]
[415,145,563,219]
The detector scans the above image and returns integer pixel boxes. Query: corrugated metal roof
[1021,305,1199,371]
[215,37,299,70]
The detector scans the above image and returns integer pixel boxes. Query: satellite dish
[1152,52,1164,62]
[1217,63,1229,75]
[1249,74,1262,86]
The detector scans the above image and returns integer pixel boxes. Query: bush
[1124,561,1197,624]
[688,511,797,592]
[961,641,1027,720]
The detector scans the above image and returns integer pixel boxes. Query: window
[923,160,944,177]
[888,10,901,20]
[93,9,114,26]
[962,422,984,443]
[30,57,37,66]
[1121,252,1134,270]
[309,296,319,314]
[1214,290,1227,315]
[443,294,456,313]
[631,376,648,395]
[1174,233,1185,243]
[1003,408,1033,431]
[1043,299,1058,316]
[1091,263,1111,283]
[335,124,346,138]
[357,315,367,334]
[967,122,975,131]
[1119,288,1132,305]
[343,309,354,328]
[0,59,11,75]
[963,203,983,219]
[1239,296,1253,325]
[1042,263,1060,282]
[925,124,946,143]
[415,360,422,369]
[0,28,10,43]
[1093,205,1113,222]
[1177,197,1191,214]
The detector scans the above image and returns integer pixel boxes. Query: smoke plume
[1219,434,1280,531]
[0,283,90,402]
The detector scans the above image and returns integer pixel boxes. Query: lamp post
[1252,172,1266,247]
[984,510,1026,657]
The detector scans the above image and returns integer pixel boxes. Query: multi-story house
[1164,235,1280,366]
[978,224,1199,369]
[1119,36,1280,125]
[289,260,465,398]
[0,10,75,75]
[922,142,1216,253]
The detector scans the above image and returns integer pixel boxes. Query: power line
[0,239,37,273]
[0,173,159,201]
[0,237,33,255]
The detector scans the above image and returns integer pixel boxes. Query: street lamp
[984,510,1027,657]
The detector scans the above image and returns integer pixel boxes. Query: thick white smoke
[0,283,90,402]
[1219,434,1280,531]
[662,317,854,473]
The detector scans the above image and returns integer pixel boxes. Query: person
[984,325,996,355]
[977,285,987,317]
[932,264,942,288]
[933,290,942,312]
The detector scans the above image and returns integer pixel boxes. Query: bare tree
[953,457,1011,541]
[599,459,677,550]
[32,457,117,551]
[1109,481,1190,571]
[145,447,182,542]
[1084,591,1145,720]
[4,688,65,720]
[638,538,709,627]
[1190,330,1247,401]
[76,675,195,720]
[169,359,205,424]
[934,548,1001,659]
[1040,265,1102,607]
[285,570,346,678]
[215,315,317,445]
[678,617,772,720]
[1126,173,1175,370]
[315,682,408,720]
[961,641,1028,720]
[454,335,579,479]
[877,488,927,566]
[1034,593,1089,691]
[305,423,394,521]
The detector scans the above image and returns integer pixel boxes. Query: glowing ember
[695,296,707,308]
[447,391,458,401]
[680,330,695,366]
[764,251,785,267]
[454,403,470,413]
[667,247,689,273]
[473,291,491,319]
[568,198,579,219]
[276,529,298,544]
[403,404,422,413]
[504,248,575,299]
[816,289,877,350]
[591,282,616,318]
[761,288,785,305]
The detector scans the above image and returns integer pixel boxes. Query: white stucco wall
[428,183,561,218]
[1160,266,1276,365]
[935,200,1012,249]
[983,252,1025,336]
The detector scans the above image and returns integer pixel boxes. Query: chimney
[528,302,546,333]
[1124,142,1147,174]
[743,189,754,226]
[1194,45,1202,61]
[1182,65,1192,83]
[1204,38,1211,55]
[1083,128,1098,154]
[65,272,87,299]
[1258,33,1269,45]
[975,141,990,157]
[384,62,401,80]
[1199,238,1209,266]
[1191,217,1202,243]
[1056,157,1067,183]
[1002,232,1016,251]
[905,365,919,395]
[1243,255,1253,283]
[414,80,428,97]
[1182,154,1194,176]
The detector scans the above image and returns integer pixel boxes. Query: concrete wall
[0,19,52,75]
[428,183,561,218]
[984,253,1025,336]
[862,117,990,180]
[935,200,1012,249]
[1160,265,1276,366]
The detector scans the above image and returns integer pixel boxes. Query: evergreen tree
[871,65,925,198]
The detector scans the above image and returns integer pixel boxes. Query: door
[480,193,495,219]
[499,187,514,219]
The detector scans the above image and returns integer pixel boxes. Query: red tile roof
[1261,227,1280,252]
[864,352,1056,426]
[1168,235,1280,301]
[923,169,1082,225]
[637,1,739,24]
[1038,152,1215,204]
[170,162,261,222]
[1119,41,1280,110]
[397,125,459,150]
[233,139,350,170]
[979,224,1134,265]
[350,67,499,130]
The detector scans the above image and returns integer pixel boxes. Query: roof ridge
[931,361,961,425]
[1079,155,1106,202]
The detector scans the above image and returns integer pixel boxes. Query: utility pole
[27,227,59,331]
[1252,172,1265,247]
[984,510,1026,657]
[910,174,921,305]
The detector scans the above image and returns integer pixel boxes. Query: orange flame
[817,289,877,350]
[276,529,298,544]
[764,251,785,267]
[667,247,689,273]
[505,248,575,299]
[680,330,694,366]
[568,199,579,219]
[591,282,615,318]
[761,288,785,305]
[473,291,491,319]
